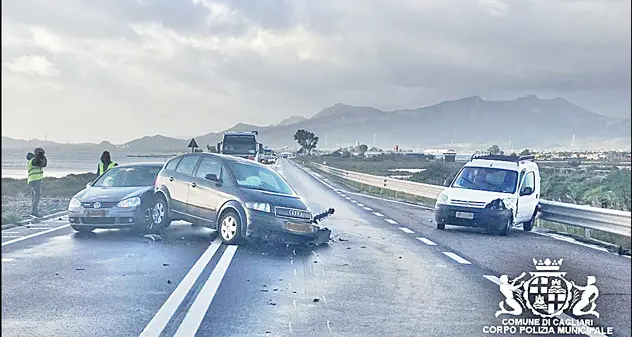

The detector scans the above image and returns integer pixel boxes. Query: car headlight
[436,192,449,205]
[245,202,271,213]
[117,197,141,208]
[68,198,81,209]
[502,197,517,209]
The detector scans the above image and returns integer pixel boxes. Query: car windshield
[228,161,294,195]
[222,139,257,155]
[451,166,518,194]
[92,166,161,188]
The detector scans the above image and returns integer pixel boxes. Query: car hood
[444,187,514,204]
[240,188,309,211]
[75,186,153,202]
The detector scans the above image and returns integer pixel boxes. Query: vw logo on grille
[288,210,302,217]
[93,202,101,209]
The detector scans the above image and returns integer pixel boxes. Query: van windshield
[451,167,518,194]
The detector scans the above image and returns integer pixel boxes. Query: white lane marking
[312,251,322,263]
[357,203,365,207]
[293,268,297,276]
[416,237,437,246]
[27,226,50,230]
[2,258,15,262]
[385,219,397,225]
[322,295,328,305]
[327,320,332,333]
[1,224,70,247]
[2,231,20,234]
[288,282,292,290]
[344,197,351,200]
[482,275,606,337]
[373,212,384,217]
[350,200,358,204]
[533,231,610,253]
[399,227,414,234]
[173,245,238,337]
[337,189,435,210]
[363,207,373,211]
[1,235,22,238]
[443,252,471,264]
[139,238,223,337]
[293,299,297,308]
[288,322,293,334]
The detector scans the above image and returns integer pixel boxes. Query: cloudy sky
[2,0,630,144]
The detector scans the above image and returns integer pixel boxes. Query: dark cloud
[1,0,630,143]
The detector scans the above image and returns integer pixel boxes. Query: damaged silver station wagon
[151,153,333,245]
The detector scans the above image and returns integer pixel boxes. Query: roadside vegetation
[303,153,631,212]
[2,173,97,198]
[1,173,98,225]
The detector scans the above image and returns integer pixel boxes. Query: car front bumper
[245,210,330,244]
[434,204,512,231]
[68,206,147,228]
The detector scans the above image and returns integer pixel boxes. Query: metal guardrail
[309,162,632,238]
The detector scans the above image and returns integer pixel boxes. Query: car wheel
[135,202,158,233]
[71,225,95,233]
[523,218,534,232]
[218,211,241,245]
[436,223,445,230]
[499,217,511,236]
[152,195,171,231]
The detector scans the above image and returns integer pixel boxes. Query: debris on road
[167,280,172,284]
[313,298,320,302]
[144,234,162,242]
[162,263,170,266]
[338,238,349,242]
[75,268,85,271]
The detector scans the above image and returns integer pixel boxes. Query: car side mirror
[520,187,533,196]
[205,173,219,182]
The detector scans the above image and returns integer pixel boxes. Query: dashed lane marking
[2,224,70,247]
[416,237,437,246]
[399,227,414,234]
[442,252,471,264]
[373,212,384,217]
[363,207,373,211]
[357,203,365,207]
[385,219,397,225]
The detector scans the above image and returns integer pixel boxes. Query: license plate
[455,212,474,220]
[86,210,107,217]
[284,222,315,233]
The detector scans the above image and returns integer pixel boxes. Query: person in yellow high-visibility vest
[97,151,118,176]
[26,148,47,218]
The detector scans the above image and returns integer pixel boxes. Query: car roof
[115,162,165,169]
[464,159,538,172]
[178,152,265,166]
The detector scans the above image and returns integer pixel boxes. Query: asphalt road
[2,159,629,337]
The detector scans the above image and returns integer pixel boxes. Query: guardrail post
[585,228,592,239]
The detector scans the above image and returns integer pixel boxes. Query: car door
[170,155,201,216]
[187,156,223,223]
[516,171,537,223]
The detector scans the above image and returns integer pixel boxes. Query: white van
[434,154,540,235]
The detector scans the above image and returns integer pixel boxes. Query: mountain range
[3,95,630,152]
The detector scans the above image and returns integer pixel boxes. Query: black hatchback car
[152,153,328,244]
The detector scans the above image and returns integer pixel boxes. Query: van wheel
[218,211,242,245]
[436,223,445,230]
[523,218,534,232]
[152,195,171,231]
[499,217,511,236]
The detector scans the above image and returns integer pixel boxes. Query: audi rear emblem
[288,210,302,217]
[93,202,101,209]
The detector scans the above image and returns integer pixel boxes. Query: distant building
[443,149,457,163]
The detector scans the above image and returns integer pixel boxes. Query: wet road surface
[2,159,630,337]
